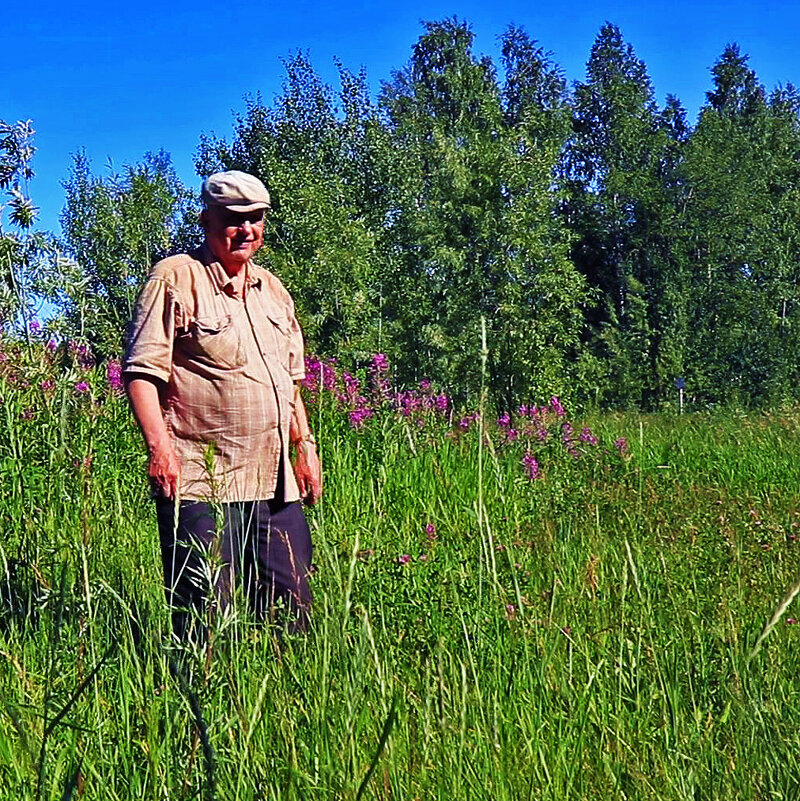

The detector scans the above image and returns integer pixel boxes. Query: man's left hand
[294,440,322,505]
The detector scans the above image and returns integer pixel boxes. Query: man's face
[202,206,265,271]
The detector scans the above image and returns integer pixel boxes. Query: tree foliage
[53,151,200,354]
[13,19,800,411]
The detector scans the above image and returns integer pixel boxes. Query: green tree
[566,23,690,407]
[0,119,51,335]
[52,150,200,354]
[196,52,389,363]
[380,19,586,406]
[681,46,800,405]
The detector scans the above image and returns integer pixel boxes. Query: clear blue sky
[3,0,798,234]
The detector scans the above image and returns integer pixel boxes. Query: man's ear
[199,208,208,229]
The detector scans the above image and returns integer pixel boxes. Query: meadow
[2,336,800,800]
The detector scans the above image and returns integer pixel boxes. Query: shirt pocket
[180,314,244,369]
[265,311,293,372]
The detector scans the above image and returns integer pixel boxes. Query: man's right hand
[126,375,181,500]
[148,443,181,500]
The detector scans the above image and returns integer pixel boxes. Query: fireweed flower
[75,381,90,393]
[302,355,322,394]
[46,339,58,352]
[615,437,628,456]
[106,359,123,392]
[419,378,432,392]
[521,451,539,480]
[29,320,42,335]
[40,379,55,392]
[579,426,598,445]
[349,405,374,428]
[425,523,437,540]
[69,341,95,370]
[550,396,565,417]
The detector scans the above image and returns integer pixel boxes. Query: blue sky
[3,0,799,234]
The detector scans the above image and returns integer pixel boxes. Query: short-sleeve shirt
[123,245,305,503]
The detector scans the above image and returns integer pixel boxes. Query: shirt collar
[199,243,262,295]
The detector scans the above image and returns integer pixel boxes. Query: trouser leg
[155,499,237,641]
[155,494,313,638]
[248,499,314,630]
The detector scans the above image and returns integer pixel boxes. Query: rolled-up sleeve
[286,300,306,382]
[123,277,179,383]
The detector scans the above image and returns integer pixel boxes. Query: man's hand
[294,439,322,505]
[126,375,181,500]
[148,442,181,500]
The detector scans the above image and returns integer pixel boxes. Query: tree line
[4,19,800,410]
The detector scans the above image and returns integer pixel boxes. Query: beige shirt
[123,245,305,503]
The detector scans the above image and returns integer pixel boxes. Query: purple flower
[40,379,55,392]
[29,320,42,335]
[75,381,90,393]
[521,451,539,481]
[419,378,432,392]
[435,394,449,414]
[322,361,336,392]
[425,522,437,540]
[518,404,529,417]
[397,554,411,565]
[550,396,565,417]
[21,407,35,420]
[69,340,95,370]
[615,437,628,456]
[497,412,511,429]
[579,426,598,446]
[561,422,573,442]
[349,406,374,428]
[370,353,389,373]
[46,339,58,352]
[106,359,123,392]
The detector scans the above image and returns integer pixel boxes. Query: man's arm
[125,375,180,500]
[290,383,322,504]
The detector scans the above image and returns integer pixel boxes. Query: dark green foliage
[380,19,586,405]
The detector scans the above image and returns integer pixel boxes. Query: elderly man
[123,170,321,638]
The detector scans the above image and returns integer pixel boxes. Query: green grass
[2,342,800,799]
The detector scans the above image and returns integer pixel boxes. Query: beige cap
[201,170,271,212]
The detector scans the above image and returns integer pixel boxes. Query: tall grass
[1,338,800,798]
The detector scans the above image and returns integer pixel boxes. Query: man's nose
[239,220,253,235]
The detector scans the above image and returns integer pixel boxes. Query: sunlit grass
[1,339,800,799]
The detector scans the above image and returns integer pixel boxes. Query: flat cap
[201,170,271,212]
